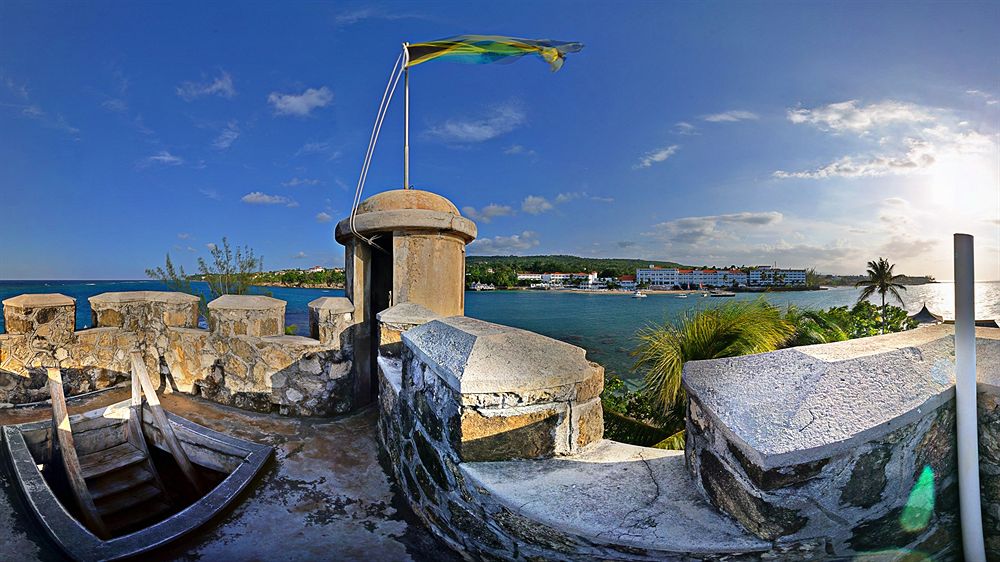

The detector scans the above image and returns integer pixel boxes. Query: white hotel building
[636,265,806,288]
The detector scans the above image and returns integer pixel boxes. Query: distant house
[618,275,637,290]
[307,266,326,273]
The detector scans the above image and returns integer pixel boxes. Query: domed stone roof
[356,189,460,215]
[335,188,477,244]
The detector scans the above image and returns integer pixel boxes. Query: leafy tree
[855,257,907,333]
[147,237,264,314]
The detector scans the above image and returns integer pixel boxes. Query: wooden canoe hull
[2,399,272,561]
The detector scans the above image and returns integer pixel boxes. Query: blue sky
[1,1,998,280]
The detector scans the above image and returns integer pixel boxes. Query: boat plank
[131,352,206,493]
[89,464,155,500]
[104,498,172,534]
[79,443,146,480]
[48,368,110,538]
[96,482,163,516]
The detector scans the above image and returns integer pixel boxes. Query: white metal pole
[954,233,985,562]
[403,43,410,190]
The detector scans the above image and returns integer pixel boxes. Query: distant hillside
[467,255,690,279]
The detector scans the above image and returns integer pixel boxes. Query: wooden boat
[2,352,272,561]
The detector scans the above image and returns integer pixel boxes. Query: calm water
[1,280,997,383]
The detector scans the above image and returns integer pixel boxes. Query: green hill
[466,255,691,287]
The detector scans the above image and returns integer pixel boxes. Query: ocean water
[1,280,997,382]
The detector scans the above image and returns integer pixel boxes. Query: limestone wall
[0,291,357,416]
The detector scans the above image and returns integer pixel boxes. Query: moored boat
[632,290,647,298]
[2,353,272,561]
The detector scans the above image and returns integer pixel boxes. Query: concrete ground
[0,388,458,562]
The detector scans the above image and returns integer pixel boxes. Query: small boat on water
[710,290,736,297]
[2,352,272,561]
[632,290,647,298]
[675,293,688,299]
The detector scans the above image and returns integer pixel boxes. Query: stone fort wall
[0,291,356,416]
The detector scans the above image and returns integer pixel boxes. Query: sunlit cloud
[635,145,679,169]
[212,120,240,150]
[468,231,540,254]
[268,87,333,117]
[702,110,758,123]
[241,191,298,207]
[521,195,554,215]
[426,103,526,144]
[462,203,515,223]
[177,70,236,101]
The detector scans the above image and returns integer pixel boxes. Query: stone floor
[0,388,458,562]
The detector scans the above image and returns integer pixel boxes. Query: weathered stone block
[308,296,354,347]
[208,295,285,337]
[2,294,75,342]
[459,406,561,461]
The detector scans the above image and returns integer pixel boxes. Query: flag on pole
[405,35,584,72]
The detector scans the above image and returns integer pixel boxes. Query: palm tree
[855,257,907,333]
[633,299,796,447]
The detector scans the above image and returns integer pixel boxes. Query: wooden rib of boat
[1,353,272,561]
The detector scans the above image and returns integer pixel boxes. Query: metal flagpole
[403,43,410,190]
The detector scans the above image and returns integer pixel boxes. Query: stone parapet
[0,291,355,417]
[208,294,285,337]
[402,316,604,461]
[308,296,355,348]
[376,303,440,358]
[2,293,76,344]
[682,324,1000,557]
[89,291,199,331]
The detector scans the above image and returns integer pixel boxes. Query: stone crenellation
[0,291,358,416]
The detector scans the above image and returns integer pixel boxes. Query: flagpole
[403,43,410,190]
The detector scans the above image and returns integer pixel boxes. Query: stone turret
[335,189,477,405]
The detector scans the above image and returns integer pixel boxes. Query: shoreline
[253,282,345,290]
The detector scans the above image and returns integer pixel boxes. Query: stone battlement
[0,291,357,415]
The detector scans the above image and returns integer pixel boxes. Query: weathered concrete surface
[682,325,1000,556]
[0,389,456,562]
[377,303,440,359]
[463,440,772,555]
[309,296,355,347]
[403,316,603,397]
[682,325,1000,468]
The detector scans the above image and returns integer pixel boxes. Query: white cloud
[177,233,191,240]
[206,243,217,251]
[176,71,236,101]
[468,231,540,255]
[776,99,995,180]
[504,144,537,156]
[333,7,422,26]
[426,103,526,144]
[673,121,698,135]
[521,195,554,215]
[462,203,515,223]
[650,212,784,245]
[555,192,613,204]
[268,87,333,117]
[966,89,999,106]
[702,110,758,123]
[212,120,240,150]
[241,191,298,207]
[786,100,934,133]
[141,151,183,167]
[282,177,322,187]
[635,145,679,169]
[316,212,333,223]
[292,251,307,259]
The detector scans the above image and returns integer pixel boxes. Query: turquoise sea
[1,280,998,383]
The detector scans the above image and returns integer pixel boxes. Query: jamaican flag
[405,35,584,72]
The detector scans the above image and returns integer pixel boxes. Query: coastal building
[307,265,326,273]
[636,265,805,288]
[617,274,636,290]
[516,272,543,282]
[748,265,807,286]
